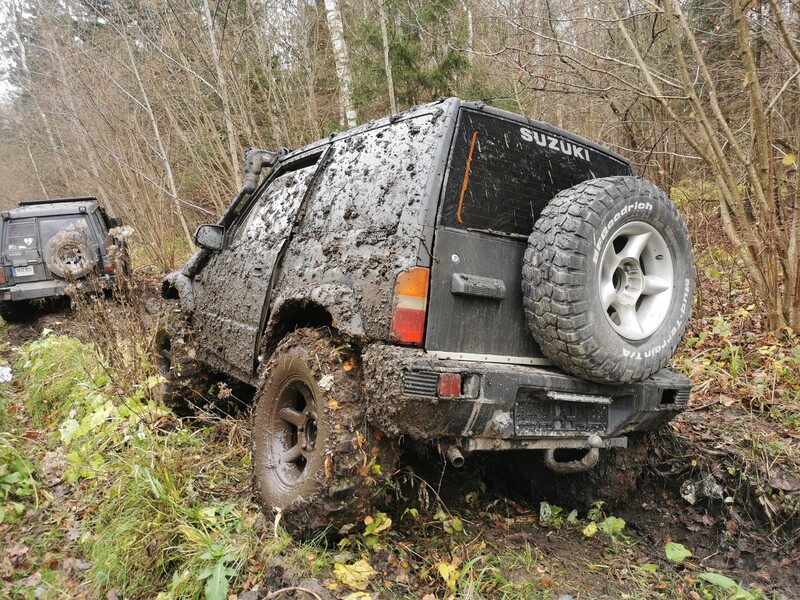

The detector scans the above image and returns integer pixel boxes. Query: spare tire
[43,231,93,279]
[522,176,694,384]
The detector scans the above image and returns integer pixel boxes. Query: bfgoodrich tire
[522,176,694,384]
[252,328,395,537]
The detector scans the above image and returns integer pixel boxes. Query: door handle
[450,273,506,299]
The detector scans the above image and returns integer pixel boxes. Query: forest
[0,0,799,598]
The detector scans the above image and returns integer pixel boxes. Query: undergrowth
[2,328,777,598]
[0,216,794,598]
[671,240,800,538]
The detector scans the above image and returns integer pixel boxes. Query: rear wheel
[252,328,395,537]
[0,301,23,322]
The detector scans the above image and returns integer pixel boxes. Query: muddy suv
[0,197,125,320]
[162,98,694,534]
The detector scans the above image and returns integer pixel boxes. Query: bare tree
[323,0,358,127]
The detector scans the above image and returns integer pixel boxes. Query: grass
[0,234,795,598]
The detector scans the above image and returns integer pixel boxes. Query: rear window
[440,109,632,236]
[38,216,92,246]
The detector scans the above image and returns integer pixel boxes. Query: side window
[233,163,319,246]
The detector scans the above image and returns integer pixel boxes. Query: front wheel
[252,328,395,537]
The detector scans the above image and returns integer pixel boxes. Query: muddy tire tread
[251,328,396,537]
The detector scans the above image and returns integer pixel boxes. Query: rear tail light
[0,269,5,284]
[390,266,430,346]
[103,263,114,273]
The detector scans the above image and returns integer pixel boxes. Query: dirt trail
[2,295,798,599]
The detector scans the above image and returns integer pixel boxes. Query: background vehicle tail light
[0,269,5,284]
[390,266,430,346]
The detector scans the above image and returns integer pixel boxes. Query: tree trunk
[378,0,397,114]
[202,0,242,189]
[323,0,358,128]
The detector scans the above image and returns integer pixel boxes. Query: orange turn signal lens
[390,267,430,346]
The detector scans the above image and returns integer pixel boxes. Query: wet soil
[3,287,798,599]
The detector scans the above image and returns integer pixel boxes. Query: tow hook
[543,434,605,474]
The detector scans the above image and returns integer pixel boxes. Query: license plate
[13,266,34,277]
[515,399,608,436]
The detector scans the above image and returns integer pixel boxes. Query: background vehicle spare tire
[43,230,93,279]
[522,176,695,384]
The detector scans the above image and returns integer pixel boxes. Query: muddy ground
[3,284,799,599]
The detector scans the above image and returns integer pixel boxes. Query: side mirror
[194,224,225,251]
[108,217,123,228]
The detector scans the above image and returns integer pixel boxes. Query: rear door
[192,157,321,380]
[425,108,632,361]
[2,215,97,284]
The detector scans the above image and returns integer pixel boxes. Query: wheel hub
[298,410,317,452]
[612,259,644,305]
[598,221,674,341]
[271,380,320,488]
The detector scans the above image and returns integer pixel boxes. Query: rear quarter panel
[267,108,451,343]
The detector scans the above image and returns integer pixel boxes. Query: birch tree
[323,0,358,127]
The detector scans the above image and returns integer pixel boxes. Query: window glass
[38,216,91,246]
[235,164,319,244]
[440,110,632,236]
[5,219,37,251]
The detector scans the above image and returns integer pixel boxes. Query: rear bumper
[362,344,690,451]
[1,275,115,301]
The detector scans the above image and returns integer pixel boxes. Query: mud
[164,102,451,385]
[5,300,798,598]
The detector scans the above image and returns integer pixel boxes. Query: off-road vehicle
[162,98,695,534]
[0,196,127,320]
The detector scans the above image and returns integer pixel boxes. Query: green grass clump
[6,332,268,599]
[83,436,258,599]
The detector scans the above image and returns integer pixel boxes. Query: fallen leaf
[767,467,800,492]
[334,559,376,591]
[19,571,41,587]
[7,545,29,558]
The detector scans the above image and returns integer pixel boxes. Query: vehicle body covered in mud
[163,98,694,533]
[0,197,125,320]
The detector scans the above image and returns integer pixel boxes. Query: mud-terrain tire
[522,176,694,384]
[43,231,93,279]
[252,328,396,537]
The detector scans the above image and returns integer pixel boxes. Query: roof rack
[18,196,98,207]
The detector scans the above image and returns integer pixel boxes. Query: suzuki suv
[162,98,695,535]
[0,197,125,320]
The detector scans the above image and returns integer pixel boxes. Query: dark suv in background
[0,196,126,320]
[162,98,695,535]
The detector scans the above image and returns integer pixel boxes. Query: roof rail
[18,196,98,207]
